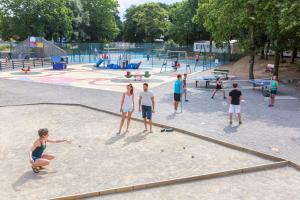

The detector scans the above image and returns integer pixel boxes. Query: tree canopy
[0,0,299,78]
[194,0,300,78]
[123,3,169,43]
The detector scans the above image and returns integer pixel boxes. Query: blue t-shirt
[174,80,182,94]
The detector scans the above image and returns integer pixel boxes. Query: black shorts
[271,90,277,95]
[174,93,181,102]
[142,105,152,120]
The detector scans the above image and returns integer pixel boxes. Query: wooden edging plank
[51,161,288,200]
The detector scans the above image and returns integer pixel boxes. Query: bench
[213,69,229,79]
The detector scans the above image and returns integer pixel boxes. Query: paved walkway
[0,69,300,167]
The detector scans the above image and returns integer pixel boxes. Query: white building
[193,40,239,54]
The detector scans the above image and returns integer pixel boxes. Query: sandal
[32,167,40,173]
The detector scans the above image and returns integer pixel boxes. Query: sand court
[0,104,280,199]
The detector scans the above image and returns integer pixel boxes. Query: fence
[0,57,68,71]
[55,42,233,71]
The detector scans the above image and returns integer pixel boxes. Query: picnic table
[213,69,229,79]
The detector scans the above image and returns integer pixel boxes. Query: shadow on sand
[123,131,149,147]
[12,170,57,191]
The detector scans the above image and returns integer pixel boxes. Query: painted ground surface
[0,105,275,200]
[0,64,182,92]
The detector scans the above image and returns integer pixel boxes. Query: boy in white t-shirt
[139,83,155,133]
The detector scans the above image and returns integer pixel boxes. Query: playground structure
[51,56,67,70]
[11,37,67,59]
[125,71,151,81]
[160,51,188,73]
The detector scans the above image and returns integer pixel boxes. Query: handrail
[0,56,68,71]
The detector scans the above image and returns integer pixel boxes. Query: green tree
[195,0,266,79]
[123,3,169,42]
[67,0,90,41]
[0,0,72,41]
[80,0,120,42]
[263,0,300,76]
[168,0,209,45]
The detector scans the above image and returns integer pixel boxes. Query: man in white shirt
[139,83,155,133]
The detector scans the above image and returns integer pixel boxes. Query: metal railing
[0,57,68,71]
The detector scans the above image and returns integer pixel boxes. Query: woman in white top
[118,84,135,134]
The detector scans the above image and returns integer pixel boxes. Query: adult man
[174,74,183,113]
[139,83,155,133]
[228,83,242,125]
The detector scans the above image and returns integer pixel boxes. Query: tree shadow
[123,131,149,147]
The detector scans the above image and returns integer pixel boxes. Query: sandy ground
[93,167,300,200]
[0,105,275,200]
[221,56,300,82]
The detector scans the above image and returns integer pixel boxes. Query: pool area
[67,52,226,73]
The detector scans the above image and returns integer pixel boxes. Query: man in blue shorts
[174,74,183,113]
[139,83,155,133]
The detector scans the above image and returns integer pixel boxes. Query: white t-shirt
[140,91,153,107]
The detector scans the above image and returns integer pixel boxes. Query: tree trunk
[291,48,297,64]
[248,25,255,79]
[260,49,265,59]
[249,54,255,80]
[227,41,231,62]
[265,41,270,60]
[280,51,285,63]
[209,37,212,54]
[273,49,280,78]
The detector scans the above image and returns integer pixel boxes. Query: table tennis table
[194,75,220,88]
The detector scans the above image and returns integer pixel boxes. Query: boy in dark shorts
[139,83,155,133]
[174,74,183,113]
[228,83,243,125]
[211,77,226,99]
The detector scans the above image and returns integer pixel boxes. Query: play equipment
[160,51,187,73]
[107,61,141,70]
[21,66,31,74]
[52,56,67,70]
[95,59,104,68]
[125,70,151,81]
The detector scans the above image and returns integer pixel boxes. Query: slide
[96,59,104,68]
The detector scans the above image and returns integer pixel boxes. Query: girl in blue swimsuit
[29,128,71,173]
